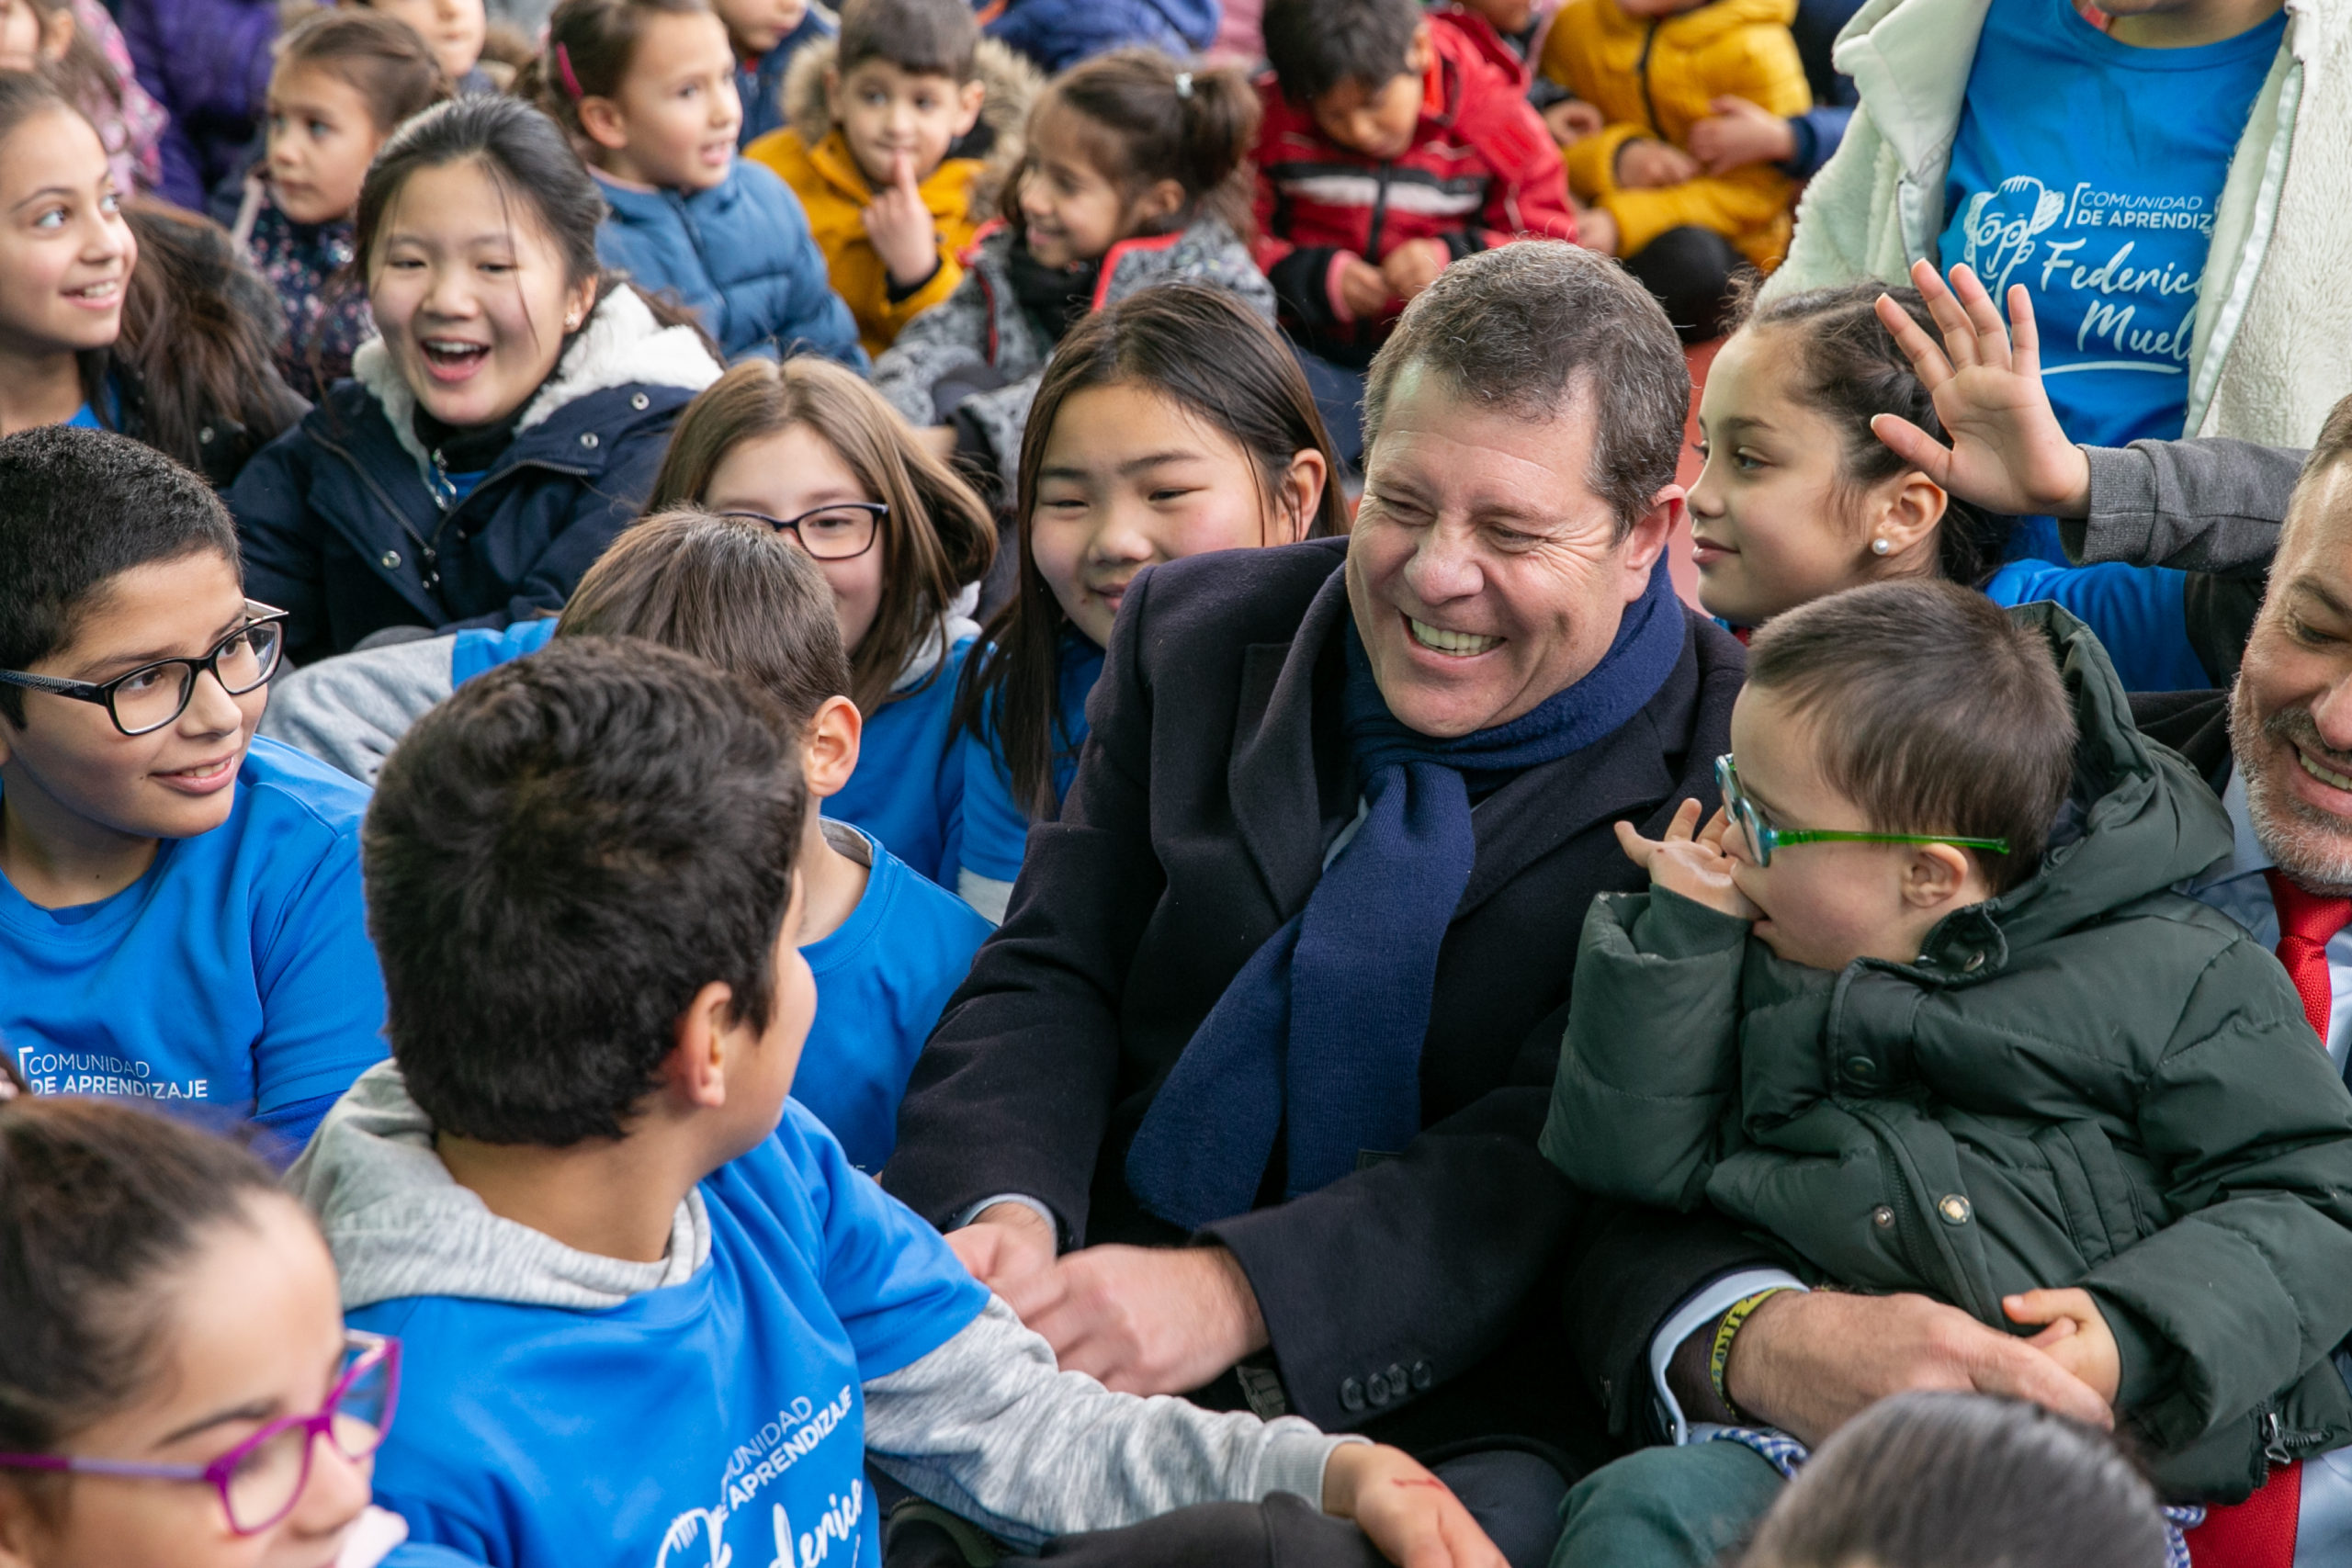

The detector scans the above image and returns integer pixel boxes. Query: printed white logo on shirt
[14,1047,209,1101]
[655,1384,860,1568]
[1955,175,2205,376]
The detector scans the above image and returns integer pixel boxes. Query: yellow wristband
[1708,1288,1790,1421]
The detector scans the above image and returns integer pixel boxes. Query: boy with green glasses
[0,428,387,1156]
[1539,579,2352,1567]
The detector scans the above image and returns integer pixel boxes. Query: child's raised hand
[1615,138,1700,189]
[1870,259,2094,519]
[861,149,941,289]
[1380,238,1451,303]
[1687,96,1796,175]
[1324,1445,1509,1568]
[2003,1287,2121,1405]
[1615,798,1760,920]
[1337,254,1398,321]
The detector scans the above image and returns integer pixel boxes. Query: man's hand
[1723,1288,2115,1447]
[946,1201,1058,1296]
[2005,1288,2121,1405]
[1616,138,1700,189]
[860,149,941,289]
[1380,239,1451,303]
[1687,96,1796,175]
[1544,98,1604,146]
[1337,254,1397,321]
[1324,1446,1507,1568]
[1870,258,2093,518]
[1000,1244,1271,1395]
[1614,798,1759,920]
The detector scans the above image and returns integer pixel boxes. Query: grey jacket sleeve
[862,1297,1362,1550]
[2060,439,2309,579]
[257,635,458,784]
[871,274,995,430]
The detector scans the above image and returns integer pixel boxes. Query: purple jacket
[117,0,277,209]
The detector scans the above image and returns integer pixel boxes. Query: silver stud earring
[1871,536,1892,556]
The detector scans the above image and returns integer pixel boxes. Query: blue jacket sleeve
[751,168,868,371]
[1781,106,1852,181]
[1983,558,2209,692]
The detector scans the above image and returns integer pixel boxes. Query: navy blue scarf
[1125,563,1690,1230]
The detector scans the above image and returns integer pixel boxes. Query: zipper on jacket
[1635,21,1663,137]
[1365,163,1396,279]
[2262,1410,2333,1467]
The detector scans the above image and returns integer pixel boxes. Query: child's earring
[1871,536,1893,556]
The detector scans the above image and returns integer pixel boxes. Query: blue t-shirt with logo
[956,634,1106,885]
[0,737,386,1144]
[1938,0,2283,449]
[796,824,991,1171]
[356,1101,988,1568]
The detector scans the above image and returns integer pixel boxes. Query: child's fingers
[2006,283,2042,378]
[1908,257,1980,368]
[1612,818,1657,867]
[1875,291,1953,388]
[1661,795,1704,843]
[1868,414,1953,488]
[1945,264,2014,370]
[2002,1288,2088,1329]
[1698,805,1736,851]
[892,147,919,195]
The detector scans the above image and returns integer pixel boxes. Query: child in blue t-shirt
[288,635,1502,1568]
[949,288,1348,920]
[0,427,387,1156]
[537,0,865,367]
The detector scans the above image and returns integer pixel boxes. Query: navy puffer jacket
[227,287,724,664]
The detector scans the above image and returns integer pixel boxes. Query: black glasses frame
[722,502,888,561]
[0,602,289,737]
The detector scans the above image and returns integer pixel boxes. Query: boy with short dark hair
[0,427,385,1152]
[746,0,1040,357]
[1542,580,2352,1565]
[1253,0,1577,371]
[293,636,1506,1568]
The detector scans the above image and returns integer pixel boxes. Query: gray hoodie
[287,1065,1357,1550]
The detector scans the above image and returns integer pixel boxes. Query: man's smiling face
[2231,458,2352,893]
[1344,364,1677,738]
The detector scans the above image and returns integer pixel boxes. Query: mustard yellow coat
[745,127,985,358]
[1538,0,1810,270]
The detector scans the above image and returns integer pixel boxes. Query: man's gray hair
[1363,242,1690,537]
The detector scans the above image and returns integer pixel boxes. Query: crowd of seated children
[1536,0,1807,342]
[226,94,725,662]
[232,9,451,401]
[1544,578,2352,1566]
[0,0,165,193]
[747,0,1041,359]
[873,47,1271,503]
[0,429,386,1156]
[949,283,1343,919]
[1253,0,1576,463]
[536,0,865,367]
[261,355,996,891]
[288,634,1504,1568]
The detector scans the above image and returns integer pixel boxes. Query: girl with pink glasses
[0,1074,405,1568]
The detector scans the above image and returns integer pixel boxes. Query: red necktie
[2266,868,2352,1042]
[2183,870,2344,1568]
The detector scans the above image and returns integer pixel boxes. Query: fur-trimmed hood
[349,283,722,488]
[780,36,1042,223]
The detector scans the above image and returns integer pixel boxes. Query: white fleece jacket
[1765,0,2352,447]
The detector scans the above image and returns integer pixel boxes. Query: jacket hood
[895,584,982,694]
[349,284,723,487]
[287,1061,712,1312]
[1915,603,2233,970]
[781,37,1043,223]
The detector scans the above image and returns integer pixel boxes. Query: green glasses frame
[1714,754,2009,868]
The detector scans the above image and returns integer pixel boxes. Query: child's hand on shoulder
[1870,259,2093,519]
[2004,1287,2121,1405]
[1380,238,1450,303]
[1323,1444,1508,1568]
[862,150,942,288]
[1615,798,1760,920]
[1615,138,1699,190]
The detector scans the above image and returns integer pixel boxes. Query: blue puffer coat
[594,161,866,367]
[986,0,1219,71]
[226,287,725,664]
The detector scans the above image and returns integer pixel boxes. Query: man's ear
[954,77,986,139]
[664,978,740,1110]
[801,694,863,801]
[1900,842,1979,910]
[1620,484,1684,598]
[576,95,631,153]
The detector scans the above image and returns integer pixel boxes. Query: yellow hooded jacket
[745,37,1040,357]
[1539,0,1810,270]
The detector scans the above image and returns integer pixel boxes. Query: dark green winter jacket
[1539,604,2352,1500]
